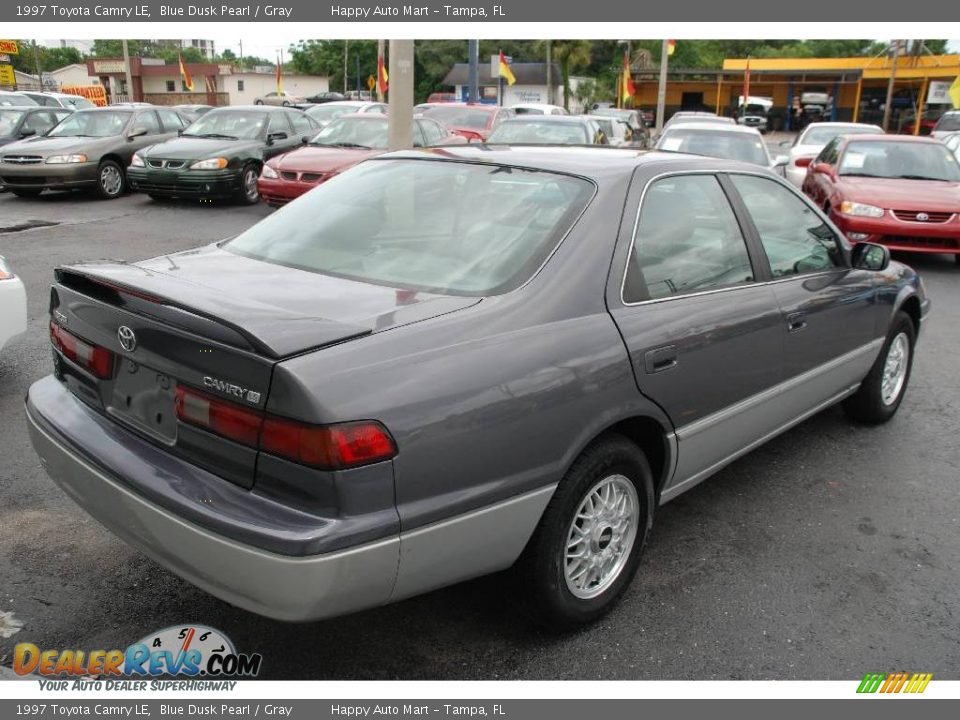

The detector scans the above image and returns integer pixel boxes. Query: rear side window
[625,175,754,302]
[730,175,844,278]
[156,107,185,131]
[134,111,162,134]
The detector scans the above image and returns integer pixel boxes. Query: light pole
[656,39,669,133]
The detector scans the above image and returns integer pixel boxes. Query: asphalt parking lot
[1,174,958,680]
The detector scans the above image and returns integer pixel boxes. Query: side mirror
[266,131,288,146]
[779,139,791,148]
[851,242,890,272]
[19,128,36,138]
[772,155,789,167]
[127,126,148,139]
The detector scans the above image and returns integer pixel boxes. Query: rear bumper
[832,212,960,254]
[25,376,399,621]
[0,162,97,190]
[127,168,241,198]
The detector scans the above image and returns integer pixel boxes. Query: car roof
[323,101,379,107]
[662,122,762,136]
[380,145,771,181]
[500,115,590,124]
[839,133,943,145]
[208,105,293,113]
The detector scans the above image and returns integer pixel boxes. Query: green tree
[288,39,377,93]
[544,40,592,111]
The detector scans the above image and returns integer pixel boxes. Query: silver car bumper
[26,401,401,621]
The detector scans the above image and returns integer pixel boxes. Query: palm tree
[540,40,591,111]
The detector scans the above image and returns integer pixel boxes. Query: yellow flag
[950,76,960,109]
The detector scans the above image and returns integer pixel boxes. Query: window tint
[134,110,161,134]
[730,175,844,278]
[625,175,754,302]
[156,108,185,131]
[267,113,291,135]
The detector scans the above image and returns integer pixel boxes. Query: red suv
[802,134,960,263]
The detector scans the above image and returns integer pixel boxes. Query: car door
[126,110,168,159]
[726,173,882,395]
[608,171,785,498]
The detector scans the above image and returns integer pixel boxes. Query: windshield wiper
[894,174,949,181]
[840,172,883,178]
[312,141,372,149]
[183,132,238,140]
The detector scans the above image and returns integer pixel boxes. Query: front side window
[730,174,844,278]
[625,175,754,302]
[134,110,162,134]
[156,108,185,131]
[226,159,594,296]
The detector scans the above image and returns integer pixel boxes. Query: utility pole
[468,40,479,104]
[239,39,243,69]
[387,40,414,150]
[356,54,361,93]
[122,39,134,102]
[32,41,42,89]
[545,41,553,106]
[882,40,901,132]
[655,38,669,133]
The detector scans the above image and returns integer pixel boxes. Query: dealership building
[627,54,960,131]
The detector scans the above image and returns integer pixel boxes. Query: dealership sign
[0,40,18,55]
[927,80,953,104]
[0,64,15,86]
[92,60,127,74]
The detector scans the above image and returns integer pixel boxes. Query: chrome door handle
[787,312,807,333]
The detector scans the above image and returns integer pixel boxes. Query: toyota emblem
[117,325,137,352]
[915,212,930,222]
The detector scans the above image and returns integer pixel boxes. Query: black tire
[843,311,916,424]
[10,188,42,197]
[234,163,260,205]
[94,159,125,199]
[254,99,264,105]
[517,434,655,630]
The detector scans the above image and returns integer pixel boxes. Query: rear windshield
[488,120,589,145]
[48,110,130,137]
[801,125,879,146]
[839,140,960,181]
[305,104,359,124]
[422,106,493,130]
[935,114,960,132]
[658,128,769,166]
[225,159,594,296]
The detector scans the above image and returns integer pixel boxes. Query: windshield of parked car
[305,104,360,124]
[935,114,960,132]
[422,106,493,130]
[309,117,388,149]
[838,140,960,181]
[657,128,769,165]
[61,96,95,109]
[488,120,590,145]
[0,93,38,107]
[181,110,267,140]
[800,125,879,146]
[47,110,130,137]
[592,108,630,121]
[0,109,25,137]
[226,159,594,296]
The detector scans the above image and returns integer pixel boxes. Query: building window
[166,80,175,92]
[237,80,245,92]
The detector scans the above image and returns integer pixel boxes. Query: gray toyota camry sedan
[26,146,929,628]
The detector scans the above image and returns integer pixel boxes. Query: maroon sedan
[257,114,465,207]
[420,103,515,141]
[802,134,960,263]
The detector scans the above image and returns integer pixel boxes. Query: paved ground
[0,183,958,681]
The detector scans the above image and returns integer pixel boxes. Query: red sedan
[257,114,465,207]
[802,134,960,263]
[420,103,515,141]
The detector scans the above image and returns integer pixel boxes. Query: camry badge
[915,212,930,222]
[117,325,137,352]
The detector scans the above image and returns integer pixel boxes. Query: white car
[511,103,568,116]
[779,121,883,187]
[655,121,787,169]
[20,91,96,111]
[304,101,389,128]
[0,256,27,353]
[931,110,960,139]
[942,131,960,161]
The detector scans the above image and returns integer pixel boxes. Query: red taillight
[175,384,396,470]
[50,321,113,379]
[261,417,396,469]
[795,156,813,168]
[174,385,262,446]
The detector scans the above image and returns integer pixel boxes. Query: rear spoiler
[55,263,372,359]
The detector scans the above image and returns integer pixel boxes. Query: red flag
[178,54,194,92]
[621,51,636,104]
[377,55,389,95]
